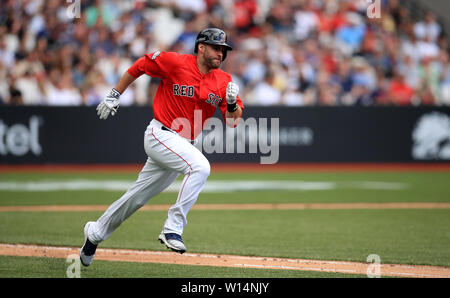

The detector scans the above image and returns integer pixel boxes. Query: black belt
[161,126,173,133]
[161,126,196,145]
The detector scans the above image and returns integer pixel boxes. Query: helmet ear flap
[222,49,227,61]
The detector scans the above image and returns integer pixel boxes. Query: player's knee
[193,159,210,178]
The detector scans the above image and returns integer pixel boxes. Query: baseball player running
[80,28,244,266]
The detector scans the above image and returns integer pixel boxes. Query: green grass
[0,209,449,266]
[0,171,449,278]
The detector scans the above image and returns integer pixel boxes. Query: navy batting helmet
[194,28,232,61]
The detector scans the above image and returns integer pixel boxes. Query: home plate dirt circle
[0,243,449,278]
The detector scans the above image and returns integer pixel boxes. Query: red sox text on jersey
[127,51,244,140]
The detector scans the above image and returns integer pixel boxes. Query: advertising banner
[1,106,449,164]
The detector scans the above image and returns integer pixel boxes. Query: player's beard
[204,53,222,69]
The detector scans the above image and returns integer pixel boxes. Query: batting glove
[97,88,121,120]
[226,82,239,112]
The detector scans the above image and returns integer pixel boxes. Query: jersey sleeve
[127,51,178,80]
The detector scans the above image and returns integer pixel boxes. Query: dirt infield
[1,162,450,173]
[0,243,449,278]
[1,202,450,212]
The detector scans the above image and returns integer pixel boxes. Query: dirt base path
[0,243,449,278]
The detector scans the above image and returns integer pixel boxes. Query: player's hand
[97,88,121,120]
[226,82,239,105]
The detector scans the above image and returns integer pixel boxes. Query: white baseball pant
[87,119,210,244]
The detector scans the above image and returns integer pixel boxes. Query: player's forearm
[225,106,242,127]
[114,72,137,94]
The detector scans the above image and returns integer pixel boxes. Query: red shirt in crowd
[388,79,415,105]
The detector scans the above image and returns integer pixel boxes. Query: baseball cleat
[158,232,186,254]
[80,221,98,267]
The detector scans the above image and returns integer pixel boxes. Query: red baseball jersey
[127,51,244,140]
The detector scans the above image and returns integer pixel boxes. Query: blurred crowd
[1,0,450,106]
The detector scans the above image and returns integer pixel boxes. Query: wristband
[227,102,238,113]
[110,88,121,99]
